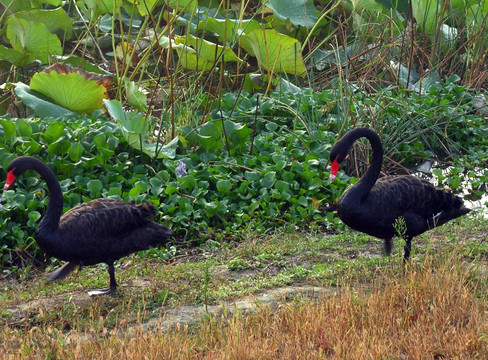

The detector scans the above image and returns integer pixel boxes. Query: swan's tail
[135,201,158,218]
[47,261,77,281]
[432,190,471,227]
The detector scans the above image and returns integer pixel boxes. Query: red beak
[4,169,16,190]
[329,159,340,181]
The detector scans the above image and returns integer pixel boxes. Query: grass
[0,214,487,358]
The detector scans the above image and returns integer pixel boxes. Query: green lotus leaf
[125,0,195,15]
[14,82,77,118]
[167,0,196,11]
[15,8,73,39]
[266,0,319,29]
[168,34,242,71]
[6,17,62,64]
[197,18,261,42]
[30,71,108,114]
[175,34,242,63]
[240,28,306,76]
[76,0,118,19]
[0,0,33,12]
[0,45,36,67]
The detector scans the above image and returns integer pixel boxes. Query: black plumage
[4,156,172,295]
[329,128,470,259]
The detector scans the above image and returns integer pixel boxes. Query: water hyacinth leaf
[244,171,260,182]
[30,71,108,114]
[93,133,107,148]
[196,121,224,151]
[15,119,33,137]
[124,78,148,112]
[42,122,65,143]
[22,140,42,154]
[27,210,41,227]
[69,143,84,162]
[217,179,232,193]
[87,179,103,195]
[129,185,143,199]
[107,187,122,197]
[240,29,306,75]
[0,151,14,170]
[143,138,179,159]
[104,99,178,159]
[47,138,71,155]
[266,0,319,28]
[1,120,16,141]
[223,120,252,147]
[260,171,276,188]
[6,17,62,64]
[178,175,196,189]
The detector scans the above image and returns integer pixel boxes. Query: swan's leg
[403,237,412,260]
[384,238,392,256]
[87,263,117,296]
[108,263,117,292]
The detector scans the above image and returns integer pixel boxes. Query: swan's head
[328,145,347,181]
[4,156,37,190]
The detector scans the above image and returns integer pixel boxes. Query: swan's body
[329,128,470,259]
[4,156,172,295]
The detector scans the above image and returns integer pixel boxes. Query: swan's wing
[55,199,171,264]
[371,175,455,218]
[59,198,158,237]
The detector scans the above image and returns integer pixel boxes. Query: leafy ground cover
[0,0,488,357]
[0,215,487,358]
[1,81,487,267]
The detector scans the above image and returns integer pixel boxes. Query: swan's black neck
[18,157,63,232]
[339,128,383,199]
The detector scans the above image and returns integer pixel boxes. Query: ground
[1,213,487,343]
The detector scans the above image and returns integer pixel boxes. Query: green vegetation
[0,0,488,356]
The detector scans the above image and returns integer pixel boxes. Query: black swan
[329,128,470,259]
[4,156,172,295]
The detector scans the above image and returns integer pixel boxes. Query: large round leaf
[266,0,319,29]
[14,82,76,118]
[240,29,306,76]
[6,17,62,64]
[30,71,108,114]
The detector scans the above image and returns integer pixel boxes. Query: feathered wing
[368,175,469,236]
[56,199,171,265]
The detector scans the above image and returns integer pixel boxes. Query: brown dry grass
[2,249,487,359]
